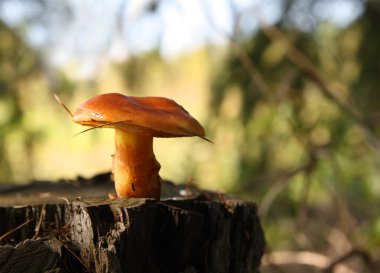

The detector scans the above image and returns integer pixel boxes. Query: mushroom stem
[113,129,161,199]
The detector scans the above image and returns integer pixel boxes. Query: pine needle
[0,218,35,242]
[54,93,73,117]
[73,120,127,137]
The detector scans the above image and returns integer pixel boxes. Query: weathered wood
[0,173,265,273]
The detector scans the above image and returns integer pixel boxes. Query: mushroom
[70,93,207,200]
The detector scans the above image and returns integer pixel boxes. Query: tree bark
[0,173,265,273]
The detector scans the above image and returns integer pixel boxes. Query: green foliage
[0,0,379,267]
[208,0,380,259]
[0,20,77,183]
[0,21,39,181]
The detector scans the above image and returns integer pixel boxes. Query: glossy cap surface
[72,93,205,138]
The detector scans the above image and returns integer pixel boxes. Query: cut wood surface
[0,173,265,273]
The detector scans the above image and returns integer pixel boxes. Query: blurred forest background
[0,0,379,271]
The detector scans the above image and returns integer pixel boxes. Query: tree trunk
[0,173,265,273]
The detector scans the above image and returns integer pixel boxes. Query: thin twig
[251,8,380,152]
[56,197,71,205]
[216,191,227,206]
[54,93,73,117]
[53,237,89,270]
[324,249,375,273]
[200,0,270,95]
[263,251,356,273]
[258,161,314,220]
[73,120,123,136]
[262,24,361,120]
[32,204,46,240]
[325,152,355,234]
[230,42,270,94]
[295,171,312,228]
[0,218,35,242]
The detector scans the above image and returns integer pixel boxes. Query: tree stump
[0,173,265,273]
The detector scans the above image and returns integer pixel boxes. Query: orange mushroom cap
[72,93,205,138]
